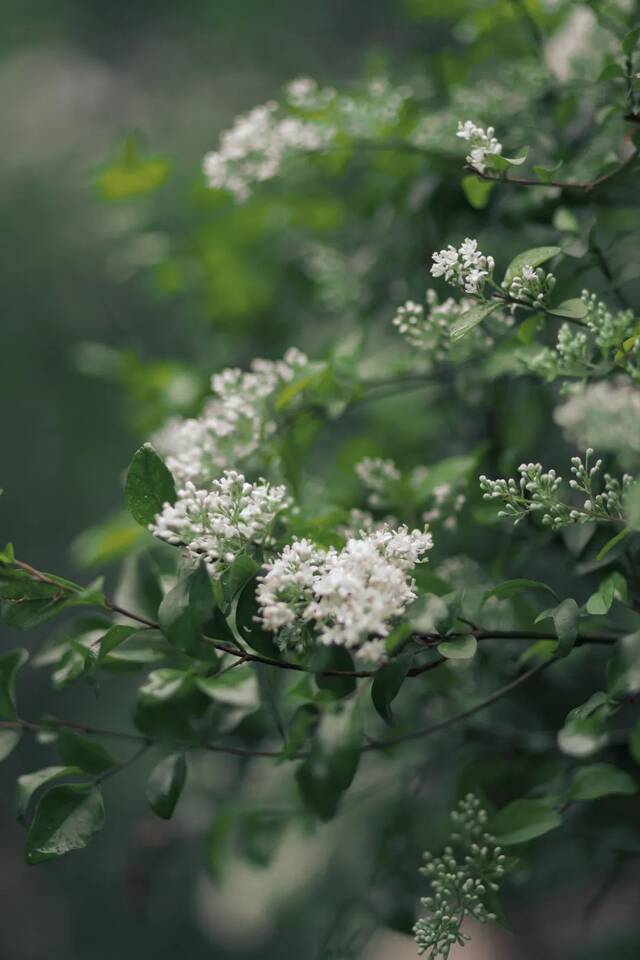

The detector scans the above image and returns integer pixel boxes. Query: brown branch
[10,560,619,683]
[466,148,637,192]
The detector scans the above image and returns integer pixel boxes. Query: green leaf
[622,26,640,56]
[312,647,357,699]
[489,798,562,845]
[146,753,187,819]
[586,571,626,615]
[95,135,172,200]
[235,579,281,658]
[25,783,105,864]
[223,554,260,606]
[461,175,495,210]
[134,668,207,740]
[125,443,176,527]
[95,624,137,664]
[437,634,477,660]
[371,657,410,725]
[0,728,21,762]
[0,542,15,564]
[484,579,558,603]
[451,301,502,342]
[57,730,117,775]
[569,763,636,801]
[158,561,214,656]
[535,598,578,656]
[282,704,320,759]
[597,62,627,82]
[533,160,563,183]
[196,663,259,709]
[596,527,631,560]
[296,704,361,820]
[547,298,588,320]
[607,631,640,698]
[16,765,86,823]
[0,648,28,719]
[503,246,561,285]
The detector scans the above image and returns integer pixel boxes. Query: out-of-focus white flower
[554,380,640,468]
[257,525,433,663]
[152,348,310,487]
[150,471,290,576]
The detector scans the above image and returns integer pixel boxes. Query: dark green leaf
[16,765,86,823]
[622,26,640,56]
[146,753,187,819]
[158,561,214,655]
[25,783,105,863]
[57,730,117,775]
[282,704,320,759]
[535,598,578,656]
[371,657,410,725]
[296,704,361,820]
[235,578,281,658]
[0,648,28,719]
[125,443,176,527]
[312,646,357,699]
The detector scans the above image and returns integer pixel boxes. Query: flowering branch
[465,148,637,193]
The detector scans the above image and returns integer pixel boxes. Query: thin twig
[466,148,637,193]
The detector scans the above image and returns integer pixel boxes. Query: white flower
[150,471,290,576]
[152,348,310,487]
[554,380,640,468]
[257,525,433,663]
[430,239,494,295]
[456,120,503,173]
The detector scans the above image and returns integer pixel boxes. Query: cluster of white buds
[525,290,640,383]
[430,239,495,295]
[152,348,310,487]
[393,289,512,361]
[256,524,433,664]
[149,471,290,576]
[414,794,505,958]
[480,450,632,529]
[502,265,556,307]
[456,120,503,173]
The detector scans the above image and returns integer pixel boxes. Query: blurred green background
[0,3,432,958]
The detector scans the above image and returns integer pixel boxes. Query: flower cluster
[152,348,310,487]
[430,239,495,295]
[393,289,510,361]
[414,794,505,959]
[149,471,290,576]
[502,265,556,307]
[480,449,632,528]
[525,291,640,383]
[354,457,401,508]
[422,482,466,532]
[256,525,433,663]
[554,380,640,468]
[202,76,412,202]
[456,120,503,173]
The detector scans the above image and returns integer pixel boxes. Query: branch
[466,148,637,193]
[11,559,620,682]
[364,656,556,752]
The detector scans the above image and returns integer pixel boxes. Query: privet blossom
[502,265,556,306]
[456,120,503,172]
[149,471,290,575]
[430,239,495,295]
[152,348,310,487]
[256,525,433,663]
[392,288,511,359]
[554,380,640,467]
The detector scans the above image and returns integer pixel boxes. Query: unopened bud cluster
[414,794,505,958]
[480,450,631,528]
[502,265,556,307]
